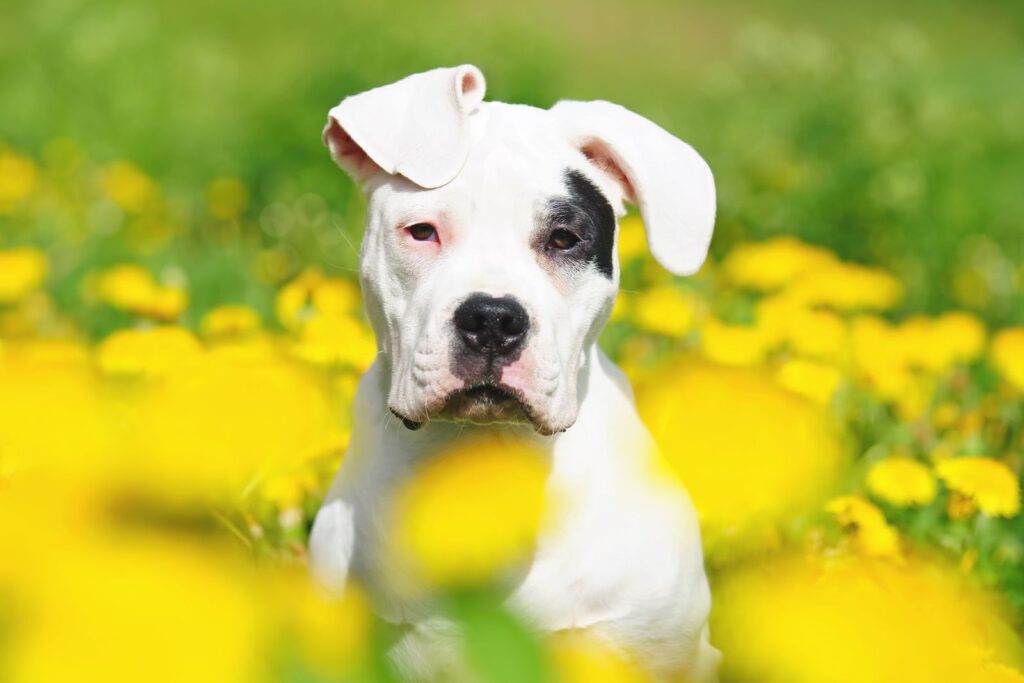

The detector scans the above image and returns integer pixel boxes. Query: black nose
[453,294,529,356]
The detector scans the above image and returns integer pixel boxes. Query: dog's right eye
[407,223,438,242]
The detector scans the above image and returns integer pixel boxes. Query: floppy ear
[323,65,486,189]
[549,100,716,276]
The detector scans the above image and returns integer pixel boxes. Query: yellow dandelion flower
[312,277,361,316]
[936,457,1020,518]
[206,176,249,220]
[616,215,648,265]
[788,261,903,312]
[630,285,698,337]
[274,268,325,329]
[93,264,187,320]
[896,312,986,374]
[786,308,848,362]
[609,291,631,323]
[0,151,39,212]
[551,630,652,683]
[140,286,188,320]
[134,352,343,492]
[991,327,1024,391]
[390,434,551,588]
[95,326,202,377]
[292,314,377,371]
[826,495,901,558]
[866,458,937,507]
[200,304,262,340]
[700,317,774,367]
[722,236,836,292]
[774,358,843,405]
[101,161,156,212]
[638,362,843,548]
[713,553,1024,683]
[94,264,159,310]
[0,247,48,304]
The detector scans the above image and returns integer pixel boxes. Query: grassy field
[2,1,1024,681]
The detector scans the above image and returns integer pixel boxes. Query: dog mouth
[392,383,547,433]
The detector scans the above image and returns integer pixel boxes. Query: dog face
[324,66,715,434]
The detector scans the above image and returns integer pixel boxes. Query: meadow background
[2,0,1024,681]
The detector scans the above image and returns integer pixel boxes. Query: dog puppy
[310,65,718,681]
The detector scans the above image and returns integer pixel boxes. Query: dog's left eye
[547,228,580,251]
[407,223,438,242]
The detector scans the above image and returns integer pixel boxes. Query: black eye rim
[546,227,582,251]
[406,222,437,242]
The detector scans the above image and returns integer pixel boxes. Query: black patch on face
[536,169,616,279]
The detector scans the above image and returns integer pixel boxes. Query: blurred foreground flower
[0,247,48,304]
[713,553,1024,683]
[551,630,651,683]
[936,457,1021,518]
[96,326,202,377]
[638,361,843,557]
[390,434,551,588]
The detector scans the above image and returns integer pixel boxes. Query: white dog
[309,65,719,682]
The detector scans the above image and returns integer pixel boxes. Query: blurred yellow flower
[789,261,903,312]
[866,458,937,507]
[826,495,901,558]
[551,630,652,683]
[390,434,550,588]
[207,176,249,220]
[0,351,120,472]
[200,304,262,340]
[93,264,187,320]
[292,314,377,371]
[101,161,157,212]
[275,268,359,329]
[638,362,843,548]
[713,554,1024,683]
[991,327,1024,391]
[786,308,848,362]
[936,457,1021,518]
[95,326,202,377]
[631,285,698,337]
[133,352,343,492]
[609,291,631,323]
[95,264,158,310]
[0,246,48,304]
[722,236,836,291]
[774,358,843,405]
[897,313,986,373]
[700,317,774,366]
[616,215,648,264]
[0,151,39,212]
[313,277,361,316]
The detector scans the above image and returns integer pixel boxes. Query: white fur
[311,65,719,681]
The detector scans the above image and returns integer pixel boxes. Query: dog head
[324,65,715,435]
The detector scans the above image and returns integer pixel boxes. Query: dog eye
[547,228,580,251]
[407,223,438,242]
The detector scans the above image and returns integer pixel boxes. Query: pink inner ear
[581,139,637,203]
[460,71,479,97]
[324,117,383,181]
